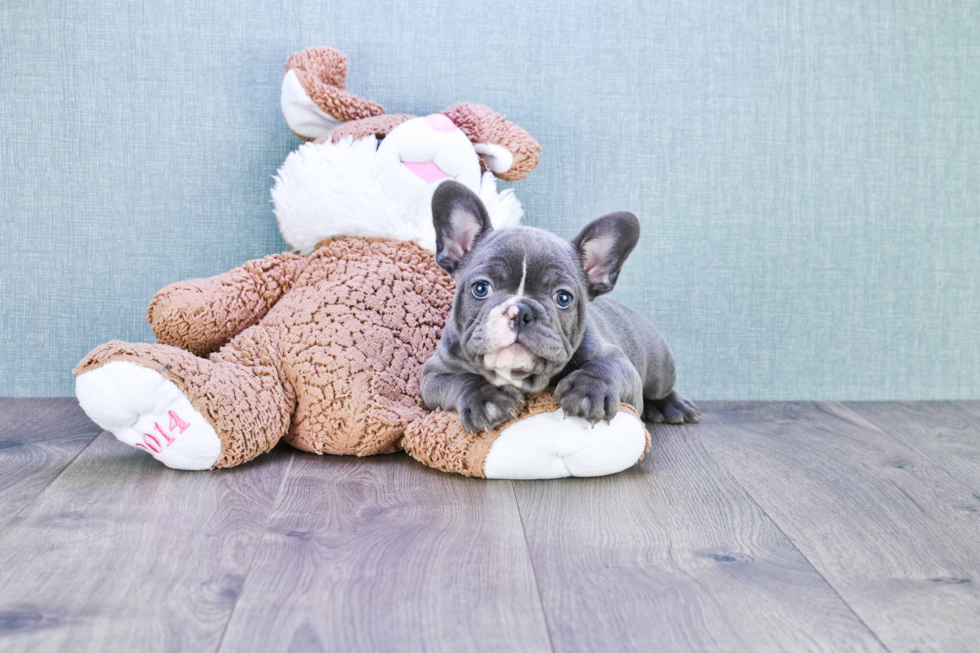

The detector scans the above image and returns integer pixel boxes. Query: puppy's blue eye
[555,290,573,308]
[472,281,492,299]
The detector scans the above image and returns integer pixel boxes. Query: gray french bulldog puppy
[421,181,699,433]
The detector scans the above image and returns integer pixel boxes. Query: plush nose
[513,304,534,334]
[424,113,457,133]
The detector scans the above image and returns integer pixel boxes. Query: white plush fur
[271,117,523,254]
[76,362,221,470]
[483,408,648,479]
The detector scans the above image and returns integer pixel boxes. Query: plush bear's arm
[147,252,308,356]
[404,392,650,479]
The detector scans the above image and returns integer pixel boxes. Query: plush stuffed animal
[74,47,650,479]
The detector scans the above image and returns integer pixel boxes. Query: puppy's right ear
[570,211,640,297]
[431,181,493,274]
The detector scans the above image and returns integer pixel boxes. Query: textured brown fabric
[318,114,416,144]
[404,394,646,478]
[76,238,456,468]
[284,47,385,131]
[148,252,308,357]
[274,238,455,456]
[74,331,294,469]
[441,102,542,181]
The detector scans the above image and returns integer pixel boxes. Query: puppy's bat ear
[570,212,640,297]
[431,181,494,274]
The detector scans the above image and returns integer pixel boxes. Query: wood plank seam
[698,401,980,653]
[697,416,897,653]
[0,427,101,543]
[511,482,558,653]
[513,419,890,652]
[838,402,980,505]
[214,455,554,651]
[845,402,980,499]
[214,451,296,653]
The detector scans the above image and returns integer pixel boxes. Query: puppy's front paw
[458,383,524,433]
[555,371,621,425]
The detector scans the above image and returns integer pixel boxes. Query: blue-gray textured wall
[1,0,978,399]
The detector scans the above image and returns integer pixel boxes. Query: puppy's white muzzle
[482,299,537,386]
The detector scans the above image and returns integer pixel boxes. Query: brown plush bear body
[76,238,456,467]
[273,239,455,456]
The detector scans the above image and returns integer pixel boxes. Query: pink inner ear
[425,113,457,133]
[583,249,604,274]
[450,208,481,256]
[582,234,616,283]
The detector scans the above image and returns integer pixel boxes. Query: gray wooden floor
[1,400,978,653]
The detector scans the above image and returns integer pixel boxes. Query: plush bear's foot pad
[483,407,649,479]
[76,361,221,470]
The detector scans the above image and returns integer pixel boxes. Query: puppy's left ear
[432,181,494,274]
[570,212,640,297]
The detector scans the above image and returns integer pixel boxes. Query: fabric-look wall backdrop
[1,0,978,399]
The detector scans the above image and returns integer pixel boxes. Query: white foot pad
[483,408,648,480]
[76,361,221,470]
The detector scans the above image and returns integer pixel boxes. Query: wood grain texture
[0,398,101,533]
[5,400,980,652]
[700,402,980,653]
[218,453,552,653]
[0,431,293,653]
[847,401,980,495]
[513,422,885,653]
[953,401,980,419]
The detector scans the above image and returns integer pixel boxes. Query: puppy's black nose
[514,304,534,334]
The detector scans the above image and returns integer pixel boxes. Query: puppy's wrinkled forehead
[464,227,583,293]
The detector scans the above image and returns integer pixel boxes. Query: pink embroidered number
[169,410,190,434]
[135,411,190,453]
[140,432,162,453]
[154,422,175,446]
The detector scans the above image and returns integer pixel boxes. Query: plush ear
[570,212,641,297]
[473,143,515,175]
[281,47,385,141]
[441,103,541,182]
[431,181,494,274]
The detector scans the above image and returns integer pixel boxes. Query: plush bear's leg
[404,393,650,479]
[76,360,222,470]
[75,326,294,470]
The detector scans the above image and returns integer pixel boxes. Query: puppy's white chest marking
[484,344,535,388]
